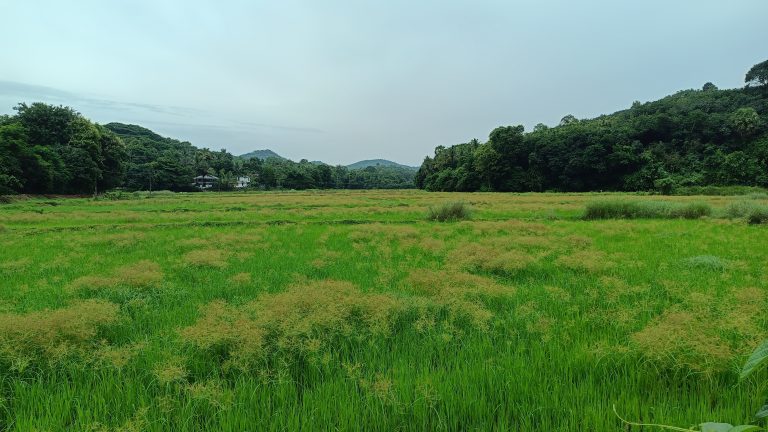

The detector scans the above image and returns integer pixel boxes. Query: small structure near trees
[194,175,218,189]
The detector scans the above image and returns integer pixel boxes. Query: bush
[726,201,768,224]
[426,201,472,222]
[747,206,768,224]
[584,200,712,220]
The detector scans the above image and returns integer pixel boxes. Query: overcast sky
[1,1,766,165]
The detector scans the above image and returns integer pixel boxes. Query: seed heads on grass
[181,280,402,369]
[555,250,613,273]
[229,272,252,285]
[68,260,163,292]
[115,260,163,287]
[182,248,229,268]
[449,244,538,275]
[0,299,120,367]
[153,356,189,385]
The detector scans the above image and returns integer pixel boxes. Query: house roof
[194,175,219,180]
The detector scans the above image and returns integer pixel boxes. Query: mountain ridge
[238,150,416,171]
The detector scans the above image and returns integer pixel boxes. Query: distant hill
[104,122,165,141]
[239,149,284,160]
[347,159,417,171]
[238,151,416,171]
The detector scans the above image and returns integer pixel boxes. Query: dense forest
[0,106,416,194]
[417,60,768,193]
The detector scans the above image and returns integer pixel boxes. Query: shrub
[584,200,711,220]
[426,201,472,222]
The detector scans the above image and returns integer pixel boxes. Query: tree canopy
[746,59,768,88]
[0,109,416,194]
[416,60,768,193]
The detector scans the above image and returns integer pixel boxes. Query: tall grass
[672,185,768,196]
[584,200,712,220]
[726,200,768,224]
[426,201,472,221]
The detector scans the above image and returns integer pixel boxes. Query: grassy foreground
[0,190,766,431]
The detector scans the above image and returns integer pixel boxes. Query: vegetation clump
[726,200,768,224]
[631,286,765,374]
[426,201,472,222]
[0,300,120,368]
[684,255,729,271]
[584,200,712,220]
[68,260,163,292]
[182,249,229,268]
[181,280,403,369]
[449,244,537,275]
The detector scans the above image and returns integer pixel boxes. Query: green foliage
[426,201,472,221]
[584,200,712,220]
[673,186,768,196]
[0,107,417,194]
[0,103,126,194]
[740,339,768,423]
[746,60,768,88]
[418,61,768,192]
[726,201,768,224]
[740,339,768,381]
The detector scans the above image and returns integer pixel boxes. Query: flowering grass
[0,190,766,430]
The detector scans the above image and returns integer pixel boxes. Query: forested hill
[416,60,768,193]
[239,149,284,160]
[347,159,417,171]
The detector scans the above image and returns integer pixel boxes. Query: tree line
[416,60,768,193]
[0,106,416,194]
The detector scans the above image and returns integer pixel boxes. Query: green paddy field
[0,191,765,431]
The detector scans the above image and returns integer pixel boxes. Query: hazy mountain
[346,159,418,171]
[239,149,284,160]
